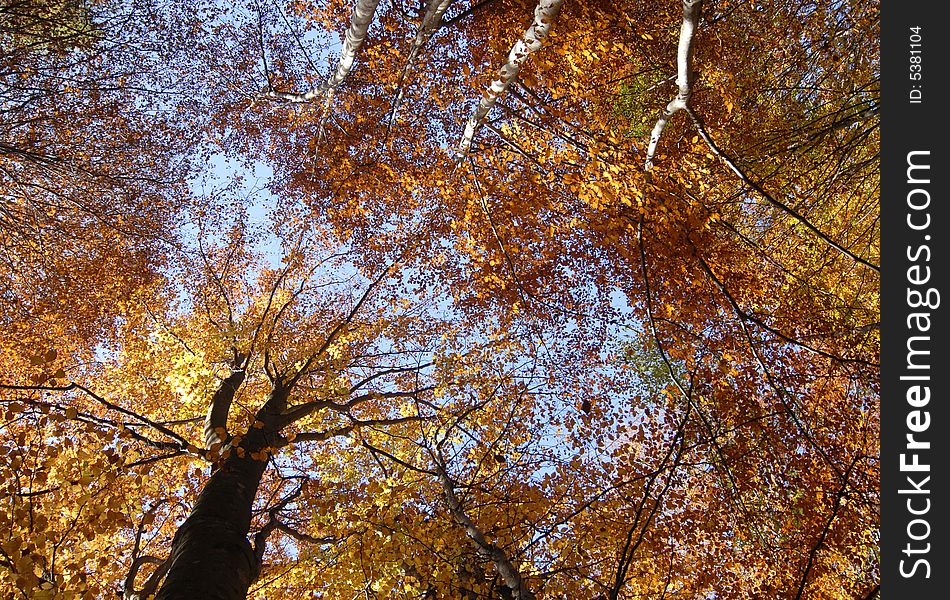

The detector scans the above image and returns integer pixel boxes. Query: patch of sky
[186,153,284,268]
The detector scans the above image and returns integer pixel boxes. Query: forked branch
[644,0,702,174]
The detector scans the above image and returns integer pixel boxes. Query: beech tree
[2,0,879,598]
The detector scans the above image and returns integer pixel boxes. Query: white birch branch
[267,0,382,103]
[413,0,455,58]
[328,0,382,88]
[644,0,702,174]
[456,0,564,158]
[386,0,455,130]
[436,458,536,600]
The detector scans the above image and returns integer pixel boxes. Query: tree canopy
[1,0,879,598]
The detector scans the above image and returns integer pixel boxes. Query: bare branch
[284,264,395,390]
[362,440,438,475]
[0,382,190,448]
[347,363,433,394]
[275,521,337,545]
[279,387,434,427]
[793,458,861,600]
[684,106,879,272]
[251,483,307,582]
[123,556,169,600]
[283,426,354,445]
[124,501,170,600]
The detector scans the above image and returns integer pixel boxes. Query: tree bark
[204,368,245,449]
[266,0,382,103]
[386,0,454,129]
[436,461,535,600]
[153,455,266,600]
[155,389,288,600]
[644,0,702,173]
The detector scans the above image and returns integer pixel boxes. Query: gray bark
[436,462,536,600]
[155,388,289,600]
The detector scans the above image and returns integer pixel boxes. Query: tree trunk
[154,446,266,599]
[155,389,288,600]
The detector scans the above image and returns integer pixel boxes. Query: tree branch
[644,0,702,174]
[457,0,564,158]
[684,106,879,272]
[435,455,536,600]
[123,556,169,600]
[792,457,860,600]
[387,0,455,132]
[283,425,354,445]
[203,363,246,450]
[0,382,190,448]
[124,501,170,600]
[284,263,394,390]
[266,0,382,103]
